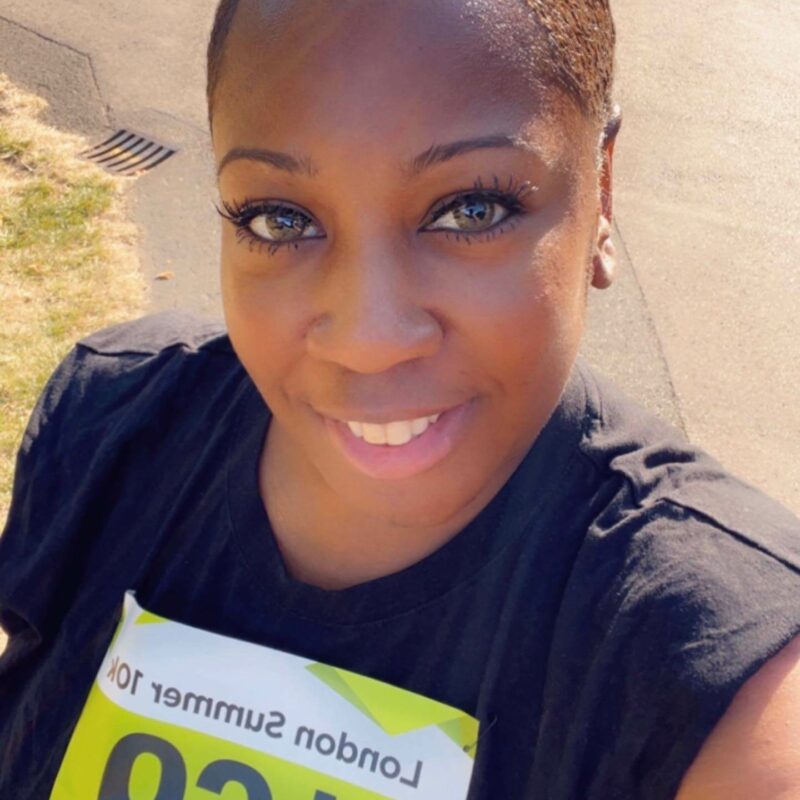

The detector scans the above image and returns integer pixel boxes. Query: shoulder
[574,361,800,557]
[0,312,239,634]
[548,363,800,797]
[574,364,800,665]
[547,365,800,608]
[77,309,228,356]
[20,311,234,458]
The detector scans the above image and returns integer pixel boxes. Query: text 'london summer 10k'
[50,593,479,799]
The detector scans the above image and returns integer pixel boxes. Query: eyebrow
[217,134,539,179]
[217,147,318,177]
[406,134,531,176]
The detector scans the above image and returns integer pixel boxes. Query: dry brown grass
[0,74,148,531]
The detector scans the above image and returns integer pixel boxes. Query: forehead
[212,0,592,172]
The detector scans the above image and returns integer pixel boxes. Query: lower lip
[323,402,474,480]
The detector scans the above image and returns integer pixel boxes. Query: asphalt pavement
[0,0,797,513]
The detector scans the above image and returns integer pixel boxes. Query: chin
[329,458,498,530]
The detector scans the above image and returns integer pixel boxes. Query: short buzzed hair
[207,0,615,124]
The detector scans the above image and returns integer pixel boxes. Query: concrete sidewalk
[1,0,797,513]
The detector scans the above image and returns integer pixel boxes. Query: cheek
[448,231,590,376]
[220,250,311,404]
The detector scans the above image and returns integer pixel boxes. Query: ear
[592,105,622,291]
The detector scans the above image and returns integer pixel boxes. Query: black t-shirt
[2,312,800,800]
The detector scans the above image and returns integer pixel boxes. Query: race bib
[51,593,479,800]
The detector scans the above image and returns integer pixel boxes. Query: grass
[0,74,148,529]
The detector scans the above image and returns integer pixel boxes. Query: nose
[306,241,443,374]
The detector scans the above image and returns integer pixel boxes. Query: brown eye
[425,193,511,234]
[249,206,321,242]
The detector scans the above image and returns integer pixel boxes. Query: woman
[2,1,800,797]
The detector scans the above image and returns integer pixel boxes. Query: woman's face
[213,0,612,528]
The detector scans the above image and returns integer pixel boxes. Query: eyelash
[215,199,312,256]
[216,175,534,255]
[421,175,533,244]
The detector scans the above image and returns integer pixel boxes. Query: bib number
[51,593,478,800]
[98,733,335,800]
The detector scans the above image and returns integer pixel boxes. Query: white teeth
[361,423,387,445]
[347,421,363,438]
[410,417,429,436]
[345,413,442,446]
[386,421,413,446]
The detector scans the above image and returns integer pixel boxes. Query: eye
[425,193,511,234]
[420,177,535,240]
[248,205,321,243]
[217,199,323,247]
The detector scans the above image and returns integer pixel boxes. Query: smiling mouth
[320,402,473,481]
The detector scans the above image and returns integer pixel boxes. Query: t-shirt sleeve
[532,493,800,800]
[0,344,101,779]
[0,311,225,641]
[0,313,228,793]
[0,342,154,639]
[1,345,90,642]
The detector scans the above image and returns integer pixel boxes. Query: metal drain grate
[81,129,177,176]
